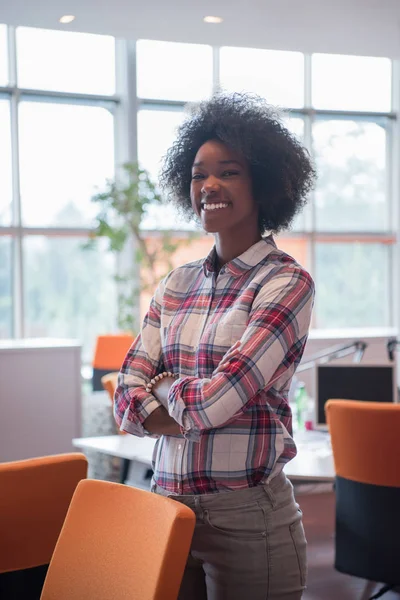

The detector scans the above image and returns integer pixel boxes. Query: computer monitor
[315,363,397,428]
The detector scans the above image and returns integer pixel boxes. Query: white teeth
[203,202,229,211]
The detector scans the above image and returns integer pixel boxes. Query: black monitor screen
[317,364,395,425]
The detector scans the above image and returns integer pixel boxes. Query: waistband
[153,471,290,510]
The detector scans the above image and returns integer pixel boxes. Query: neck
[214,229,262,268]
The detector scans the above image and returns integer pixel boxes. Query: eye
[192,173,205,181]
[222,170,240,177]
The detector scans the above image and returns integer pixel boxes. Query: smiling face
[190,139,259,235]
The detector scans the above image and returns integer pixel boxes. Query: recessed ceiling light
[203,15,223,24]
[59,15,76,24]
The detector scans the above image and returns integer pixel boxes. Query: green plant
[85,162,191,333]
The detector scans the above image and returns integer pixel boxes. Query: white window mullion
[8,26,24,338]
[390,59,400,338]
[212,46,220,94]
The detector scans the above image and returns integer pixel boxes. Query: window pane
[315,242,390,328]
[17,27,115,95]
[0,24,8,86]
[24,236,117,362]
[0,237,12,338]
[138,108,191,230]
[137,40,213,102]
[19,101,114,227]
[276,236,310,270]
[282,117,307,231]
[313,119,387,232]
[0,99,12,225]
[285,117,304,141]
[138,109,184,182]
[220,47,304,108]
[312,54,391,112]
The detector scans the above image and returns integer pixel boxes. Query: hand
[152,376,177,409]
[214,340,241,374]
[143,406,182,436]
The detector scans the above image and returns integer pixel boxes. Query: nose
[201,176,220,196]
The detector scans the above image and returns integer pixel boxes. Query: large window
[23,237,117,343]
[19,101,115,227]
[137,41,396,329]
[219,46,304,108]
[16,27,116,95]
[1,25,118,360]
[1,27,397,355]
[136,40,213,102]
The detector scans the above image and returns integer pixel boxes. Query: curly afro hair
[160,92,316,234]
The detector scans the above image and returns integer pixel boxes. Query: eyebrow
[192,159,243,168]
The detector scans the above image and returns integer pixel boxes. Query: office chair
[92,334,134,391]
[100,371,119,407]
[326,399,400,600]
[40,479,196,600]
[0,453,88,600]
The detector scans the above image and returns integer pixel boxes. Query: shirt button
[178,444,182,450]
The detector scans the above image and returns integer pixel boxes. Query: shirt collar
[202,235,277,278]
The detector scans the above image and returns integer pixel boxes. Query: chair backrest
[101,371,119,404]
[40,479,195,600]
[326,399,400,585]
[101,371,124,435]
[0,453,88,573]
[326,399,400,487]
[92,334,134,391]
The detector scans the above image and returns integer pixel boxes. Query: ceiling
[0,0,400,57]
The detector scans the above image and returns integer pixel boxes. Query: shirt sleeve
[167,265,314,437]
[113,279,166,437]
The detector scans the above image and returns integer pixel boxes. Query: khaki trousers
[153,472,307,600]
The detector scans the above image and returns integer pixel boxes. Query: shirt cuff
[167,378,201,442]
[119,396,162,438]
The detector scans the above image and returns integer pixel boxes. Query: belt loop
[263,482,277,508]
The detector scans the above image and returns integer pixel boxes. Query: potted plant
[85,161,192,334]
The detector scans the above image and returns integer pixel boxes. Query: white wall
[0,339,82,462]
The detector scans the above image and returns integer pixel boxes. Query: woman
[114,92,316,600]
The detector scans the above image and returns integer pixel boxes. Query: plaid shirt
[114,237,314,494]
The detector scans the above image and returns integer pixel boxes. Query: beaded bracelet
[145,371,178,394]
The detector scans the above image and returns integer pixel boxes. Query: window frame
[136,46,397,330]
[1,29,398,339]
[0,26,126,339]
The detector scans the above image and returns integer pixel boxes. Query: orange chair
[40,479,195,600]
[326,400,400,600]
[92,334,134,391]
[0,453,88,599]
[100,371,119,407]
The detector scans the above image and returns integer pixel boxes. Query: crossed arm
[143,343,241,436]
[114,267,314,439]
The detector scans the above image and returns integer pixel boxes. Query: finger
[222,348,240,362]
[223,342,241,357]
[215,359,229,372]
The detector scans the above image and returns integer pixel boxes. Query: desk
[73,429,335,484]
[73,435,155,466]
[288,430,334,482]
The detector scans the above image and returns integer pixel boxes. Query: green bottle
[295,382,308,431]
